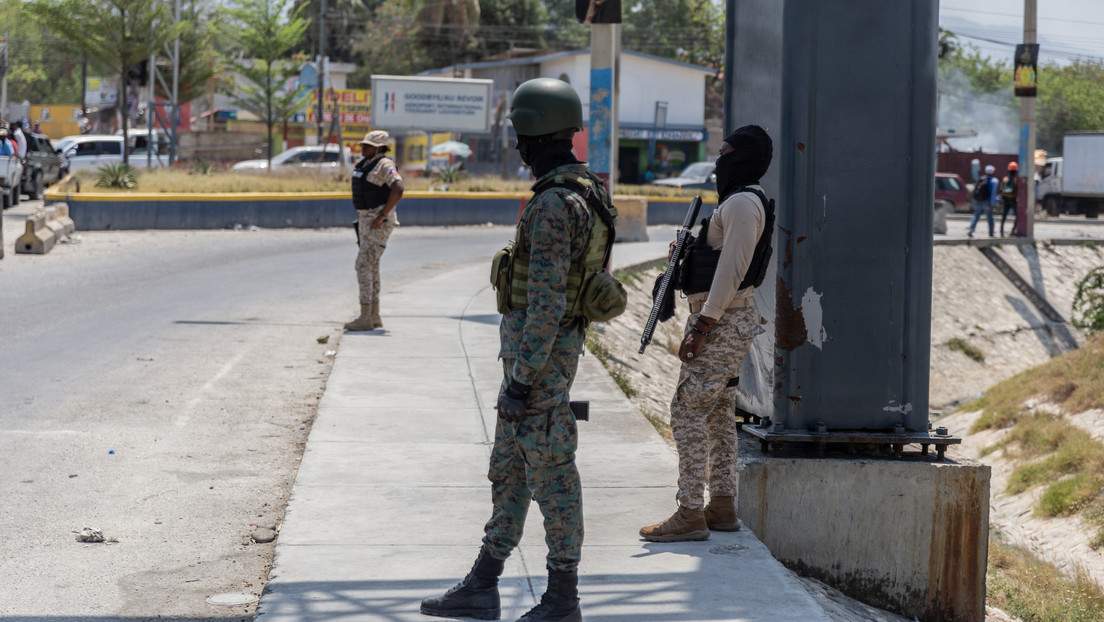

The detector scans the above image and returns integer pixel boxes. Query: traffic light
[126,60,149,87]
[575,0,621,24]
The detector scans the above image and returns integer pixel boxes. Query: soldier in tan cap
[345,130,404,331]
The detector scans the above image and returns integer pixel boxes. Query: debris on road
[74,527,117,543]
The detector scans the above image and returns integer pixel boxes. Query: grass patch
[987,531,1104,622]
[947,337,985,362]
[614,261,661,288]
[967,332,1104,433]
[989,414,1104,539]
[59,169,708,198]
[1037,474,1101,516]
[640,408,675,446]
[585,328,636,398]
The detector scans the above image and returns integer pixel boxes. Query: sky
[939,0,1104,65]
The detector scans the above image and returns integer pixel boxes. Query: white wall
[540,53,708,127]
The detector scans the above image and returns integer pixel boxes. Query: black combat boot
[516,568,582,622]
[421,549,505,620]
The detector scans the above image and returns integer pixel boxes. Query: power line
[942,5,1104,27]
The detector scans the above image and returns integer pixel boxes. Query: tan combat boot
[344,303,376,331]
[639,506,710,542]
[704,496,740,531]
[370,303,383,329]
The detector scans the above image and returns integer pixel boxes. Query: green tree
[1035,60,1104,153]
[157,1,220,107]
[348,1,430,88]
[26,0,187,163]
[0,0,85,106]
[293,0,372,63]
[221,0,310,165]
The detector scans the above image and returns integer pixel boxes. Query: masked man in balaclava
[422,77,617,622]
[641,125,774,542]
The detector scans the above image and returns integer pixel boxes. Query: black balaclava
[517,135,580,178]
[715,125,773,202]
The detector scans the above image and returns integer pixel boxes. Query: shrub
[1073,267,1104,336]
[95,164,138,189]
[433,163,467,185]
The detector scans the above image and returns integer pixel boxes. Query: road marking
[179,351,247,424]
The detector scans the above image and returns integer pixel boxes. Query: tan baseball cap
[359,130,390,146]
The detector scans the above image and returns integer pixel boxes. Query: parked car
[652,161,717,190]
[116,128,171,167]
[231,144,352,172]
[935,172,969,213]
[21,133,65,199]
[56,134,168,174]
[57,135,125,174]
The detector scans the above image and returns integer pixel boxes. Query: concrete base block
[16,212,57,254]
[42,207,66,240]
[612,195,649,242]
[737,433,989,622]
[53,203,76,235]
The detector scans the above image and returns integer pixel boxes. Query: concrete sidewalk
[256,239,833,622]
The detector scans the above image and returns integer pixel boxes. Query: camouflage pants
[670,305,761,510]
[354,208,397,306]
[482,348,584,573]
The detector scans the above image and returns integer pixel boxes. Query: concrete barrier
[16,212,57,254]
[738,434,989,622]
[611,195,648,242]
[647,195,719,225]
[44,190,705,232]
[41,207,67,241]
[53,203,76,235]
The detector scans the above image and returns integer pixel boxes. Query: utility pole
[316,0,326,144]
[589,23,619,195]
[80,59,87,120]
[1,33,8,121]
[171,0,180,165]
[1021,0,1037,239]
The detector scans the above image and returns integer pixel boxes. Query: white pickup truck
[0,154,24,209]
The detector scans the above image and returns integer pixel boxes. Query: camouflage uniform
[482,162,596,573]
[354,156,400,306]
[670,306,763,510]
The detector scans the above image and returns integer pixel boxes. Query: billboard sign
[306,89,373,150]
[370,75,493,133]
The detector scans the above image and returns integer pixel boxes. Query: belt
[688,297,755,314]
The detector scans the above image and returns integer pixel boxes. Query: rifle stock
[639,195,702,354]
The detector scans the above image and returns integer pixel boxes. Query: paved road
[0,204,513,619]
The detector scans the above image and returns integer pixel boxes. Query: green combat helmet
[506,78,583,138]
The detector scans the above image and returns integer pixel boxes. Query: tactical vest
[352,155,392,210]
[502,170,617,318]
[679,186,775,295]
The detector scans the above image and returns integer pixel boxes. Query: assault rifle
[639,195,702,354]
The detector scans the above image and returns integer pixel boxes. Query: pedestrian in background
[967,164,998,238]
[421,77,613,622]
[639,125,773,542]
[344,130,403,332]
[1000,161,1019,237]
[0,128,15,156]
[12,123,27,159]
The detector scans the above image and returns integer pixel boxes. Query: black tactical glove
[496,379,532,422]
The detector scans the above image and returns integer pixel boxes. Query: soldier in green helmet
[421,77,615,622]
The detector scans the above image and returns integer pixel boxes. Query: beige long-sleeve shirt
[686,186,765,320]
